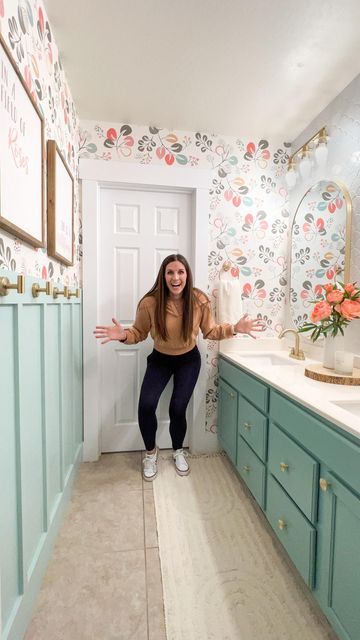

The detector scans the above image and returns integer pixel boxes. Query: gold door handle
[67,288,80,299]
[0,275,25,296]
[242,465,251,473]
[53,286,69,299]
[243,422,252,430]
[32,281,53,298]
[278,519,287,530]
[280,462,289,472]
[319,478,331,492]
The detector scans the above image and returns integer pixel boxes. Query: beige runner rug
[153,453,336,640]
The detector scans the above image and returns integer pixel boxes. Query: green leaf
[241,266,252,276]
[317,202,327,211]
[86,143,97,153]
[315,268,325,278]
[227,228,236,236]
[175,154,188,165]
[228,156,238,165]
[243,196,253,206]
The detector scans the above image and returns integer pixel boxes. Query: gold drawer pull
[280,462,289,472]
[319,478,331,492]
[0,275,25,296]
[242,465,251,473]
[278,519,287,531]
[243,422,252,430]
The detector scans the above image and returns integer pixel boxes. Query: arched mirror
[290,180,352,328]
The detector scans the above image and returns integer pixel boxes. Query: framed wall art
[47,139,74,266]
[0,34,45,247]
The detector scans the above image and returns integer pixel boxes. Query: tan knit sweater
[123,289,234,355]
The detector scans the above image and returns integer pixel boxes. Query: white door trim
[80,160,211,461]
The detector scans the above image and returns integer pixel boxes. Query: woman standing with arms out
[94,254,265,481]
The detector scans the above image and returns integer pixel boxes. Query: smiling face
[164,260,188,299]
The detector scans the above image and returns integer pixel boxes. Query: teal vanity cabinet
[218,357,268,509]
[218,377,237,464]
[217,354,360,640]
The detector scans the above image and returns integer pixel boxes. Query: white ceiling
[44,0,360,141]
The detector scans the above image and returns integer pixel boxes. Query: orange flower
[344,283,356,294]
[339,299,360,320]
[311,301,332,323]
[323,284,333,293]
[326,290,344,303]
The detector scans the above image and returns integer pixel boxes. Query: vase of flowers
[298,281,360,369]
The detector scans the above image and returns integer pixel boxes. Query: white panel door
[99,187,192,452]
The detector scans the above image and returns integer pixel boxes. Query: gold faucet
[278,329,305,360]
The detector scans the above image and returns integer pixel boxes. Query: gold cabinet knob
[242,465,251,473]
[67,288,80,299]
[228,391,235,399]
[243,422,252,430]
[280,462,289,472]
[278,519,287,530]
[32,281,53,297]
[0,275,25,296]
[319,478,331,492]
[53,286,69,299]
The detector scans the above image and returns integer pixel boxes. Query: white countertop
[220,337,360,442]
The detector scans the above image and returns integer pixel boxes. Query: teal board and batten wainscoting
[0,271,83,640]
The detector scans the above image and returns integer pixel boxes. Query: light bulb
[299,154,312,179]
[285,168,297,189]
[314,141,328,167]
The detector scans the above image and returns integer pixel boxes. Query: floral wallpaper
[79,120,291,432]
[290,181,348,329]
[0,0,81,286]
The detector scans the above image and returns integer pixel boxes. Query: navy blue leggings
[138,346,201,451]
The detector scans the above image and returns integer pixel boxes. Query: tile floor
[24,452,166,640]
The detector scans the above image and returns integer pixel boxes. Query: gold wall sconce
[32,281,53,298]
[285,126,328,189]
[0,275,25,296]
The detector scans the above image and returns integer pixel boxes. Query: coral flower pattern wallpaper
[0,0,81,286]
[79,121,291,432]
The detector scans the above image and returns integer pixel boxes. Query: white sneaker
[173,449,189,476]
[142,449,158,481]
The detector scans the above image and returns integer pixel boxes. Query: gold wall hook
[0,275,25,296]
[53,285,69,299]
[32,281,53,298]
[67,288,80,299]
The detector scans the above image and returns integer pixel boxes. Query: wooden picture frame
[47,140,74,266]
[0,34,45,247]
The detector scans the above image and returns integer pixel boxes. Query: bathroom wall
[289,73,360,355]
[0,0,81,286]
[79,121,290,431]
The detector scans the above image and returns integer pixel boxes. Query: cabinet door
[218,379,237,464]
[316,471,360,640]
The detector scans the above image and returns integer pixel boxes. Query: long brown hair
[139,254,197,342]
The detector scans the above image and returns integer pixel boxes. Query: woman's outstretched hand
[93,318,127,344]
[234,314,266,339]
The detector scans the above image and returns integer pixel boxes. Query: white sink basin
[331,401,360,418]
[238,353,300,367]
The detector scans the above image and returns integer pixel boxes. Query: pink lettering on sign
[8,127,29,174]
